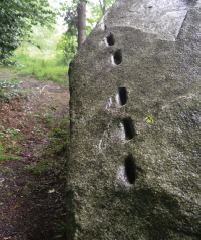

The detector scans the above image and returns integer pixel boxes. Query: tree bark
[103,0,106,15]
[77,0,86,50]
[99,0,106,15]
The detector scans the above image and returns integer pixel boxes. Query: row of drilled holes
[106,33,122,65]
[106,33,135,184]
[123,116,136,184]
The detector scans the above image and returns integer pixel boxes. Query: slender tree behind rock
[99,0,106,15]
[103,0,106,15]
[77,0,86,49]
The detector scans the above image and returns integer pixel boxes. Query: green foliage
[145,115,154,123]
[0,143,21,162]
[58,1,78,64]
[87,0,115,25]
[57,33,78,65]
[26,114,70,176]
[8,28,68,84]
[58,0,116,64]
[0,125,24,162]
[0,79,28,102]
[60,1,78,36]
[26,181,36,186]
[0,80,20,93]
[27,160,50,174]
[54,220,67,239]
[46,114,70,155]
[0,0,56,64]
[11,51,68,84]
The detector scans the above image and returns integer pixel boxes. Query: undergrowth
[9,49,68,84]
[26,113,70,177]
[0,125,24,162]
[0,22,69,85]
[6,25,69,85]
[0,79,28,103]
[0,143,21,162]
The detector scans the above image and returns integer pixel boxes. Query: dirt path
[0,68,70,240]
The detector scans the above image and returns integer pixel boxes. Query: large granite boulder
[66,0,199,239]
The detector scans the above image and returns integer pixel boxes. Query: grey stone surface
[67,0,199,239]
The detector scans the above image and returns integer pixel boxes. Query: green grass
[0,23,70,85]
[0,79,20,97]
[26,181,36,186]
[0,151,20,162]
[26,160,50,175]
[0,78,29,102]
[0,156,21,162]
[10,50,68,84]
[7,26,70,84]
[26,113,70,176]
[0,126,24,162]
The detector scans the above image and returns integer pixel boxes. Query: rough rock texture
[67,0,199,239]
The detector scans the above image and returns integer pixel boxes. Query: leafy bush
[0,79,28,102]
[0,0,56,64]
[57,33,78,65]
[0,80,20,92]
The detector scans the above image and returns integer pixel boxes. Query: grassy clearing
[1,24,70,85]
[8,43,68,85]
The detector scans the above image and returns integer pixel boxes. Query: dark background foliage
[0,0,56,64]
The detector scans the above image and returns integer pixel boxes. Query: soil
[0,68,70,240]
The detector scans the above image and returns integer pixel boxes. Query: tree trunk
[77,0,86,50]
[103,0,106,15]
[99,0,106,15]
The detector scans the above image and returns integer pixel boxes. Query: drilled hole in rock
[106,33,115,46]
[118,87,127,105]
[125,155,135,184]
[114,50,122,65]
[122,117,135,140]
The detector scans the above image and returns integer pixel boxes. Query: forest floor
[0,67,70,240]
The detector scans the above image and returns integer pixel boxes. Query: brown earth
[0,68,70,240]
